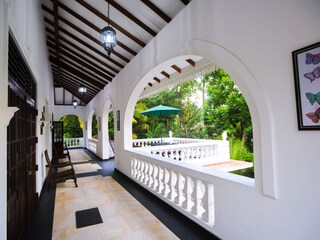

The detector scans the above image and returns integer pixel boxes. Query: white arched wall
[86,109,95,146]
[124,44,274,197]
[53,105,87,147]
[100,97,113,159]
[84,1,320,239]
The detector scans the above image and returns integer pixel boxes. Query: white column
[0,1,9,239]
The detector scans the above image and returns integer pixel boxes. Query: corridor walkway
[23,149,219,240]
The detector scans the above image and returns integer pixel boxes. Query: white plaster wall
[7,0,54,195]
[87,0,320,239]
[0,0,54,238]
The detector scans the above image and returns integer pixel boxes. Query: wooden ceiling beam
[44,16,124,69]
[171,64,181,73]
[186,58,195,67]
[140,0,171,23]
[153,77,160,83]
[51,65,101,92]
[47,35,115,78]
[52,72,96,98]
[42,5,129,63]
[53,0,62,85]
[74,0,146,47]
[50,2,137,56]
[49,55,106,89]
[106,0,157,36]
[53,72,96,98]
[55,80,90,103]
[45,26,119,74]
[58,55,109,85]
[47,40,112,82]
[161,71,170,78]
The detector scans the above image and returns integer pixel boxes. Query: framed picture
[116,110,120,131]
[292,42,320,130]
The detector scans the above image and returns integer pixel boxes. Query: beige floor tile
[52,153,177,240]
[66,225,103,240]
[96,215,131,239]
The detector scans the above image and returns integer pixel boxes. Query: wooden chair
[44,150,78,187]
[53,143,70,160]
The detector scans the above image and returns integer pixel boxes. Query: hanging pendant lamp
[78,66,87,94]
[73,99,78,109]
[100,1,117,56]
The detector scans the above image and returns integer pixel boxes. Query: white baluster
[148,163,153,187]
[182,176,193,211]
[161,168,169,197]
[152,164,158,190]
[144,161,149,185]
[174,173,184,205]
[201,181,215,226]
[139,160,145,182]
[167,170,177,201]
[136,159,141,180]
[191,178,202,216]
[156,166,163,193]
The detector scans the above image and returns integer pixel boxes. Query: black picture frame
[116,110,120,131]
[292,42,320,130]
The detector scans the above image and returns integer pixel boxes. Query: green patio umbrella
[140,105,181,143]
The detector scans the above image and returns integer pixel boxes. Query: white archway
[101,96,114,159]
[123,40,276,198]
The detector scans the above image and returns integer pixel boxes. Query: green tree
[108,111,114,140]
[92,114,98,139]
[203,69,252,149]
[59,114,83,138]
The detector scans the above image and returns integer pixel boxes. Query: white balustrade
[64,138,84,148]
[130,151,216,227]
[137,141,229,165]
[88,138,98,154]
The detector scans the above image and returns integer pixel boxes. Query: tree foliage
[59,114,83,138]
[134,68,253,158]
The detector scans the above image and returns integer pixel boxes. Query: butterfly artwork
[305,53,320,65]
[305,107,320,123]
[305,92,320,105]
[304,66,320,82]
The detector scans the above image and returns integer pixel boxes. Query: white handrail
[64,138,84,148]
[135,139,230,165]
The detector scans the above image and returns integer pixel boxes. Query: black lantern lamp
[78,83,87,94]
[73,100,78,109]
[100,2,116,56]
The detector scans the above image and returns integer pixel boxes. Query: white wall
[87,0,320,239]
[0,0,54,239]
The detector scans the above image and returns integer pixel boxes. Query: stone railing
[130,151,215,228]
[64,138,84,148]
[132,137,206,147]
[88,138,98,154]
[136,139,230,165]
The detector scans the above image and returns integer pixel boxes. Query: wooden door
[7,86,37,240]
[52,121,64,157]
[7,34,38,240]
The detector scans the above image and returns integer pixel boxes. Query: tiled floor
[53,170,178,239]
[23,149,219,240]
